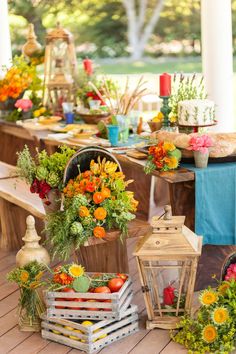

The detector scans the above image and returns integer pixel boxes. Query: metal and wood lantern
[134,205,202,330]
[43,22,77,113]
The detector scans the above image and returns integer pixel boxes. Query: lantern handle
[164,205,172,220]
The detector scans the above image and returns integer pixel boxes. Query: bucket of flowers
[16,145,76,213]
[45,146,138,260]
[144,141,182,174]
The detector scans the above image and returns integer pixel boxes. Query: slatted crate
[45,274,133,320]
[41,305,139,354]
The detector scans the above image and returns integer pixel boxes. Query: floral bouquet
[16,145,76,207]
[144,141,181,174]
[172,278,236,353]
[0,56,43,121]
[188,134,213,154]
[7,261,46,329]
[46,156,138,260]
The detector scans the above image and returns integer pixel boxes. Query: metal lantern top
[134,205,202,258]
[22,23,42,58]
[46,22,74,44]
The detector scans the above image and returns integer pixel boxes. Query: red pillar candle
[159,73,171,96]
[83,58,93,76]
[163,285,175,305]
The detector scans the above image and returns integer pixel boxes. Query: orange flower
[83,170,93,179]
[93,226,106,238]
[79,206,90,217]
[101,187,111,199]
[93,192,104,204]
[94,207,107,220]
[53,272,74,285]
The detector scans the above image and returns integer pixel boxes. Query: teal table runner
[184,163,236,245]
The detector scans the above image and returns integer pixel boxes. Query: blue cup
[65,112,74,124]
[107,125,119,146]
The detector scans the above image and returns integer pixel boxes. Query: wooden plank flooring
[1,239,235,354]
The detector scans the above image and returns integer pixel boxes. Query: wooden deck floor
[1,239,236,354]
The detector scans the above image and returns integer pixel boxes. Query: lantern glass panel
[142,259,192,317]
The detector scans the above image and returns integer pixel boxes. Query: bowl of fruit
[148,112,163,132]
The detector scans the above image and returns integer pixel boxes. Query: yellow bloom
[33,110,40,117]
[29,281,40,289]
[152,112,164,122]
[163,142,176,152]
[202,325,217,343]
[104,161,118,174]
[39,107,46,114]
[218,283,230,295]
[169,113,177,123]
[199,289,218,306]
[20,271,29,283]
[166,156,179,169]
[211,307,229,325]
[68,264,84,278]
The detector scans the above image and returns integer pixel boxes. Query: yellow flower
[166,156,179,169]
[211,307,229,325]
[104,161,118,174]
[29,281,40,289]
[152,112,164,122]
[20,271,29,283]
[218,283,230,295]
[68,264,84,278]
[169,113,177,123]
[39,107,46,114]
[35,271,44,281]
[199,289,218,306]
[163,142,176,152]
[202,325,217,343]
[33,110,40,117]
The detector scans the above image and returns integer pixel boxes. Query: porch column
[0,0,12,77]
[201,0,234,132]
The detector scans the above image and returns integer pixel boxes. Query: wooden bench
[0,162,150,272]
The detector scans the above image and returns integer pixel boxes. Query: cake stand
[178,121,217,133]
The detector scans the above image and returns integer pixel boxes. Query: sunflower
[202,325,217,343]
[218,283,230,295]
[68,264,85,278]
[199,289,218,306]
[20,270,29,283]
[166,156,179,169]
[163,142,176,152]
[211,307,229,325]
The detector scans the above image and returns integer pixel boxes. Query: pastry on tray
[154,131,236,158]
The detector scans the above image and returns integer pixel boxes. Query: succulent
[46,171,61,188]
[36,166,48,181]
[70,221,84,236]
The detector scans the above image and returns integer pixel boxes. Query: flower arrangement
[16,145,76,204]
[169,74,207,123]
[48,263,128,298]
[7,261,46,325]
[144,141,182,174]
[46,157,138,260]
[0,55,44,121]
[172,279,236,353]
[188,134,213,154]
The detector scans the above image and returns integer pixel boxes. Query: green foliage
[16,145,76,189]
[169,73,207,121]
[172,281,236,353]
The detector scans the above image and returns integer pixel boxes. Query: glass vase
[193,150,209,168]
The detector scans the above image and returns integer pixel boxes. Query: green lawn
[97,56,236,75]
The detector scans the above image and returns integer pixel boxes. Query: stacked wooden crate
[41,274,139,353]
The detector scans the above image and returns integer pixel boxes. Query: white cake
[178,99,215,126]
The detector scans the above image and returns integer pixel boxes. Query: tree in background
[122,0,165,59]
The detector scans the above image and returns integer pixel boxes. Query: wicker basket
[221,252,236,280]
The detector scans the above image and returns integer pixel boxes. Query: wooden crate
[41,305,139,354]
[45,275,133,320]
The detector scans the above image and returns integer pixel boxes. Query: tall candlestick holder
[160,96,171,130]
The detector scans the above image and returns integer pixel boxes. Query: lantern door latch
[141,285,149,293]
